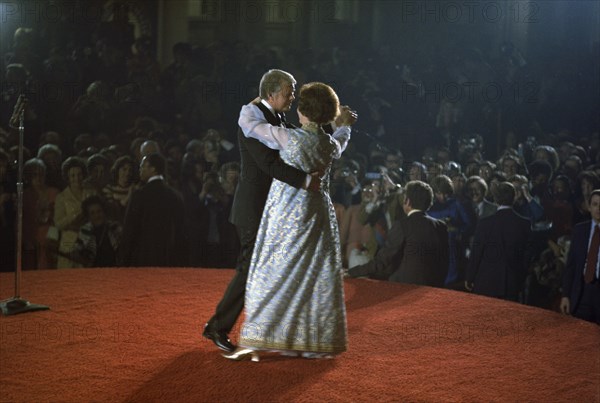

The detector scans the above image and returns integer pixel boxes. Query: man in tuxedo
[466,182,532,301]
[118,153,187,267]
[202,69,316,352]
[560,189,600,324]
[347,180,449,288]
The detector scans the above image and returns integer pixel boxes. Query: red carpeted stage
[0,268,598,403]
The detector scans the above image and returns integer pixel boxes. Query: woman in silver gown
[225,83,355,361]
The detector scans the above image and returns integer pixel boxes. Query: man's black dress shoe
[203,324,235,352]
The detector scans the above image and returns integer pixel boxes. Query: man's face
[267,82,295,112]
[385,155,402,170]
[468,183,484,203]
[590,194,600,222]
[139,158,155,183]
[503,159,518,177]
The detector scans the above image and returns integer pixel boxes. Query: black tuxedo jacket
[119,179,187,267]
[349,211,449,287]
[229,102,306,232]
[562,220,596,313]
[467,208,532,299]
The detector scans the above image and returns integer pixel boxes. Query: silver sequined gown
[237,105,348,354]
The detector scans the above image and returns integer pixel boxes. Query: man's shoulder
[573,220,592,234]
[406,211,445,228]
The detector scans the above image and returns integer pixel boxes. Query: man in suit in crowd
[347,180,449,288]
[560,189,600,324]
[118,153,187,267]
[466,182,532,301]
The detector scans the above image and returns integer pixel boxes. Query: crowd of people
[1,24,599,329]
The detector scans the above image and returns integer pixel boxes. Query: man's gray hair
[259,69,296,99]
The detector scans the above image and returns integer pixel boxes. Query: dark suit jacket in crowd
[348,211,449,287]
[478,199,498,219]
[119,179,187,267]
[229,102,306,233]
[562,220,596,314]
[467,208,532,299]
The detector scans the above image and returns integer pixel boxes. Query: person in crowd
[139,140,161,161]
[219,162,240,198]
[185,139,204,161]
[339,179,381,269]
[341,172,403,272]
[466,182,533,301]
[22,158,59,269]
[487,171,508,201]
[384,149,404,184]
[528,159,553,205]
[466,176,497,219]
[428,175,472,286]
[102,155,136,222]
[427,161,444,180]
[199,171,231,267]
[118,153,187,267]
[477,160,496,184]
[53,156,96,268]
[180,154,209,266]
[562,155,583,184]
[408,161,427,182]
[451,172,469,204]
[330,159,362,208]
[533,145,560,174]
[225,81,355,361]
[560,189,600,324]
[218,162,241,267]
[71,195,122,267]
[67,81,114,135]
[347,180,449,287]
[499,154,522,178]
[545,175,574,239]
[37,144,64,190]
[84,154,111,194]
[510,174,544,224]
[572,171,600,225]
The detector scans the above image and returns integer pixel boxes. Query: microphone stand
[0,100,50,315]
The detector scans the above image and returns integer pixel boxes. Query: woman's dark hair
[81,195,107,219]
[61,156,87,182]
[297,82,339,125]
[110,155,134,185]
[23,158,46,185]
[87,153,110,171]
